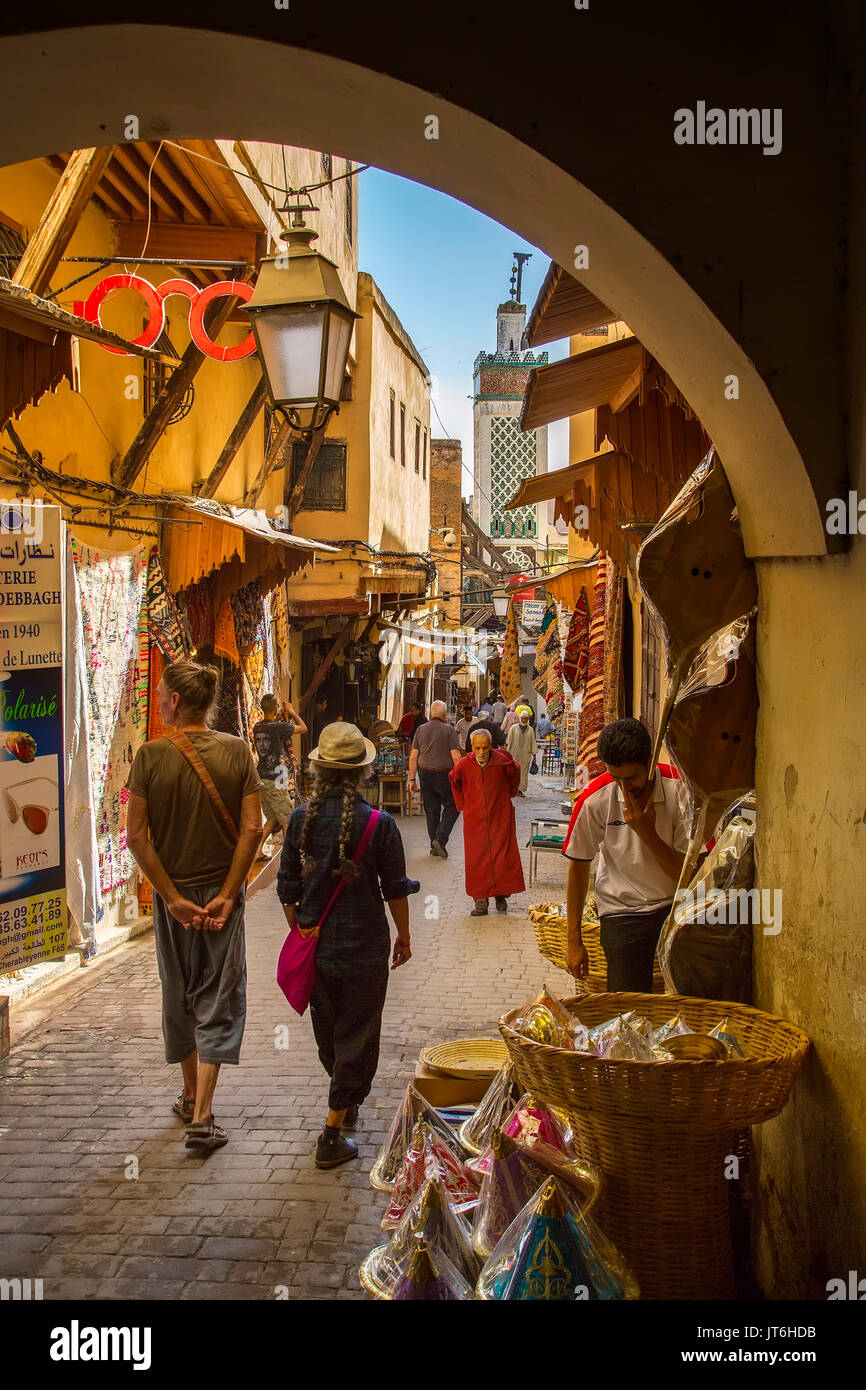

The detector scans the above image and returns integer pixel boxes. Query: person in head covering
[449,728,525,915]
[505,705,539,796]
[500,700,521,735]
[277,722,419,1168]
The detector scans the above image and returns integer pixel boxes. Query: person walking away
[562,717,689,991]
[252,693,308,853]
[536,710,554,740]
[455,705,475,753]
[449,728,525,915]
[506,706,538,796]
[467,708,506,748]
[277,722,418,1167]
[490,691,507,724]
[500,700,520,734]
[126,660,263,1154]
[408,699,462,857]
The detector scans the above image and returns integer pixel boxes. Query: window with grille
[288,438,348,511]
[345,161,353,245]
[389,390,395,458]
[414,420,421,474]
[400,404,406,467]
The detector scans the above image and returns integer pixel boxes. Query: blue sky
[357,167,569,499]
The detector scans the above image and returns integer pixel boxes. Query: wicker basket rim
[499,991,811,1070]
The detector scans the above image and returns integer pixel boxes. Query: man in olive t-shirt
[127,732,261,891]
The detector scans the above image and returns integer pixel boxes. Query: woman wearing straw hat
[277,722,419,1169]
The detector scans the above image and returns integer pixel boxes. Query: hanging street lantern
[241,199,360,432]
[492,592,510,619]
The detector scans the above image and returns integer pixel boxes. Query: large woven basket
[499,992,810,1299]
[528,906,665,994]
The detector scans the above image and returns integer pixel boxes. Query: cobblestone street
[0,782,573,1301]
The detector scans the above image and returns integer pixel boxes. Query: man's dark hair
[261,692,277,714]
[597,717,652,768]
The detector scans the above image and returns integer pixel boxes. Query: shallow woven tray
[420,1038,509,1080]
[528,906,664,994]
[499,991,810,1299]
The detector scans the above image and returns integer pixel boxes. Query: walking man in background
[455,704,475,753]
[251,694,307,853]
[506,705,538,796]
[450,727,524,915]
[562,717,689,990]
[408,699,461,858]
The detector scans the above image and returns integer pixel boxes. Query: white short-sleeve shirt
[562,764,690,917]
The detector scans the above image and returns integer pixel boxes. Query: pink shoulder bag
[276,807,381,1016]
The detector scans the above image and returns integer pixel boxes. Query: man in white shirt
[562,718,689,991]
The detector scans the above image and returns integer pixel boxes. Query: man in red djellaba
[449,727,525,915]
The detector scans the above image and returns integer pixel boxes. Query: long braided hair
[298,766,369,883]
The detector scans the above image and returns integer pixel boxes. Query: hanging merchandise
[658,806,756,1001]
[390,1239,475,1301]
[381,1119,479,1230]
[476,1176,639,1301]
[531,595,565,723]
[499,600,522,706]
[146,547,191,663]
[214,660,245,738]
[270,581,292,678]
[371,1084,467,1191]
[63,533,100,955]
[183,576,215,653]
[577,556,608,778]
[602,558,624,725]
[563,586,591,693]
[458,1062,521,1157]
[214,594,239,665]
[70,538,149,904]
[360,1175,479,1297]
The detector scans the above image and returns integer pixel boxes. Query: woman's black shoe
[315,1126,358,1168]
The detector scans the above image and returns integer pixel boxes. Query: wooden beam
[299,615,358,709]
[197,377,267,499]
[112,221,257,263]
[13,146,117,296]
[609,363,643,414]
[242,412,295,508]
[112,272,253,490]
[284,423,327,525]
[112,144,185,222]
[140,143,212,221]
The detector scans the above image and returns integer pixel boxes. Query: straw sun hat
[309,721,377,769]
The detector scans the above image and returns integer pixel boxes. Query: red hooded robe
[449,748,526,899]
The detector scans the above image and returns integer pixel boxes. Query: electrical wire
[132,140,166,271]
[163,139,369,200]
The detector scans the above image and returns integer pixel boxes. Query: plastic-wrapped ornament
[514,983,573,1044]
[651,1013,694,1048]
[469,1093,575,1176]
[477,1176,639,1301]
[622,1011,655,1040]
[471,1130,551,1260]
[390,1238,475,1300]
[370,1084,465,1191]
[458,1061,520,1156]
[708,1016,747,1057]
[598,1017,657,1061]
[382,1119,479,1230]
[360,1175,478,1297]
[588,1015,624,1050]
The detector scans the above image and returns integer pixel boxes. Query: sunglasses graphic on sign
[3,778,59,836]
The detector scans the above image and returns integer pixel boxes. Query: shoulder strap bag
[276,806,381,1016]
[165,730,239,843]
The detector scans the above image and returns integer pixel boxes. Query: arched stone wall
[0,25,828,557]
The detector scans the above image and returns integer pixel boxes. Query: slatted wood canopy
[523,263,618,347]
[45,139,267,293]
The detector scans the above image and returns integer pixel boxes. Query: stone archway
[0,24,827,559]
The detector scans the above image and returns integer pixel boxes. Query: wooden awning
[524,262,618,347]
[0,277,174,359]
[544,561,599,608]
[553,451,681,569]
[505,453,625,511]
[519,337,641,430]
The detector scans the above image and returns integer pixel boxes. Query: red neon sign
[73,274,256,362]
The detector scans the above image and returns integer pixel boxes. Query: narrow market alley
[0,781,570,1301]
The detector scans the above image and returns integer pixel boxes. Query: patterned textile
[531,597,565,721]
[146,547,190,663]
[214,594,239,664]
[270,581,291,677]
[230,579,264,657]
[64,535,101,952]
[564,587,591,693]
[577,556,608,778]
[603,558,624,725]
[97,595,149,897]
[215,659,245,738]
[184,576,215,651]
[499,601,522,705]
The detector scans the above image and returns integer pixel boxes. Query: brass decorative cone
[534,1176,567,1219]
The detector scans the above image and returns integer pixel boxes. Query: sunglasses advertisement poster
[0,502,66,973]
